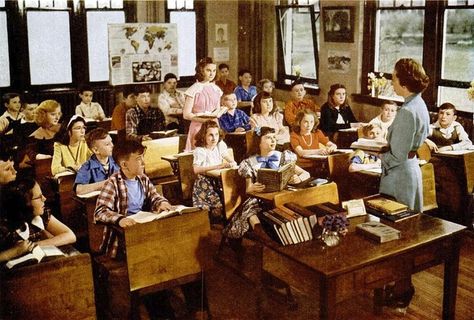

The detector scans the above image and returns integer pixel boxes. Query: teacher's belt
[408,151,417,159]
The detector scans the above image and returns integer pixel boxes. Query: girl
[183,57,225,151]
[223,126,310,239]
[192,120,236,224]
[290,109,337,172]
[257,78,274,95]
[250,92,290,147]
[51,115,92,175]
[369,100,398,140]
[320,83,357,140]
[0,178,76,262]
[27,99,62,158]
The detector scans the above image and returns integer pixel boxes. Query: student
[75,85,106,121]
[234,69,257,108]
[51,115,92,176]
[26,100,62,161]
[183,57,224,151]
[75,128,119,195]
[369,100,398,140]
[218,93,251,133]
[250,92,289,147]
[94,140,172,258]
[0,177,76,259]
[256,78,274,95]
[348,124,382,173]
[223,127,310,240]
[158,73,185,131]
[425,102,472,152]
[320,83,357,140]
[111,86,136,132]
[290,109,337,172]
[125,85,166,142]
[0,157,17,185]
[215,63,237,95]
[284,79,319,127]
[0,92,22,135]
[192,120,237,224]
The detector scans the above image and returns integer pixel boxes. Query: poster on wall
[108,23,178,86]
[327,50,351,73]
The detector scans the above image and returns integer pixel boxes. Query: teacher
[380,58,430,213]
[379,58,430,311]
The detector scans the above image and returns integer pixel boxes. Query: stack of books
[259,206,317,246]
[364,194,419,222]
[350,138,389,152]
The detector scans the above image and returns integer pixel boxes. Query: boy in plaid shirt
[94,140,172,259]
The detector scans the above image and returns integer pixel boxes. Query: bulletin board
[108,23,178,86]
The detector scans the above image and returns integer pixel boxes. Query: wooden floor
[202,230,474,320]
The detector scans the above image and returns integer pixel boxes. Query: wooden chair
[274,182,339,208]
[95,210,211,319]
[327,152,353,201]
[421,163,437,213]
[143,136,180,184]
[417,142,432,162]
[73,192,103,255]
[220,168,247,220]
[1,253,96,319]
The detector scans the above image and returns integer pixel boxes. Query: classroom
[0,0,473,319]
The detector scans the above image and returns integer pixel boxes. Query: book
[150,128,178,139]
[268,208,299,244]
[259,211,287,245]
[365,206,419,223]
[6,245,65,269]
[195,107,228,119]
[365,196,408,215]
[128,205,200,224]
[341,199,367,218]
[356,221,401,243]
[257,162,295,192]
[261,210,292,245]
[283,202,318,234]
[276,207,309,242]
[350,138,389,152]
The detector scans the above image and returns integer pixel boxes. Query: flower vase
[321,229,340,247]
[371,86,376,97]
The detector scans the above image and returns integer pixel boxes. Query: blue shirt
[74,154,120,188]
[125,178,144,214]
[234,85,257,102]
[218,109,251,133]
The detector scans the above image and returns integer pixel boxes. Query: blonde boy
[218,93,251,133]
[425,103,472,152]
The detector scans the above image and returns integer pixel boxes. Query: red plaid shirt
[94,170,168,259]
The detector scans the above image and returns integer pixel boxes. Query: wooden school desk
[262,214,466,320]
[430,150,474,227]
[73,190,102,254]
[1,253,96,319]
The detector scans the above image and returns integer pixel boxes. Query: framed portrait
[215,23,228,45]
[322,6,354,43]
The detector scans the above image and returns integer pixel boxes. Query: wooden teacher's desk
[262,214,466,320]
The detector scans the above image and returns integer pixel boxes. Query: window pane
[0,12,10,87]
[167,0,176,10]
[184,0,193,10]
[375,9,424,73]
[54,0,67,8]
[0,0,4,7]
[441,9,474,81]
[170,11,196,77]
[110,0,122,9]
[279,7,317,79]
[97,0,110,9]
[84,0,96,9]
[27,11,72,85]
[39,0,53,8]
[87,11,125,82]
[438,86,474,113]
[25,0,39,7]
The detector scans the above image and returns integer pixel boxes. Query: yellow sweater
[51,140,92,175]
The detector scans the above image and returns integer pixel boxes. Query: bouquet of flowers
[467,80,474,101]
[321,214,349,235]
[368,72,388,97]
[293,65,302,77]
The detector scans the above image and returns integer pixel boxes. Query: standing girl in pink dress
[183,57,224,151]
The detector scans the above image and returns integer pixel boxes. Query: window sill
[351,93,403,106]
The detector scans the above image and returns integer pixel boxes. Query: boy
[369,100,398,140]
[218,93,251,133]
[125,85,165,142]
[111,86,136,131]
[234,69,257,108]
[75,85,106,121]
[74,128,119,195]
[425,102,472,152]
[215,63,237,95]
[0,93,22,135]
[284,80,318,126]
[158,73,185,130]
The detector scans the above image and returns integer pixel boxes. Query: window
[276,1,320,88]
[0,2,9,87]
[364,0,474,112]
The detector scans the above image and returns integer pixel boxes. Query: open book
[6,245,65,269]
[257,162,295,192]
[195,107,228,119]
[150,128,178,139]
[350,138,389,152]
[128,205,200,224]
